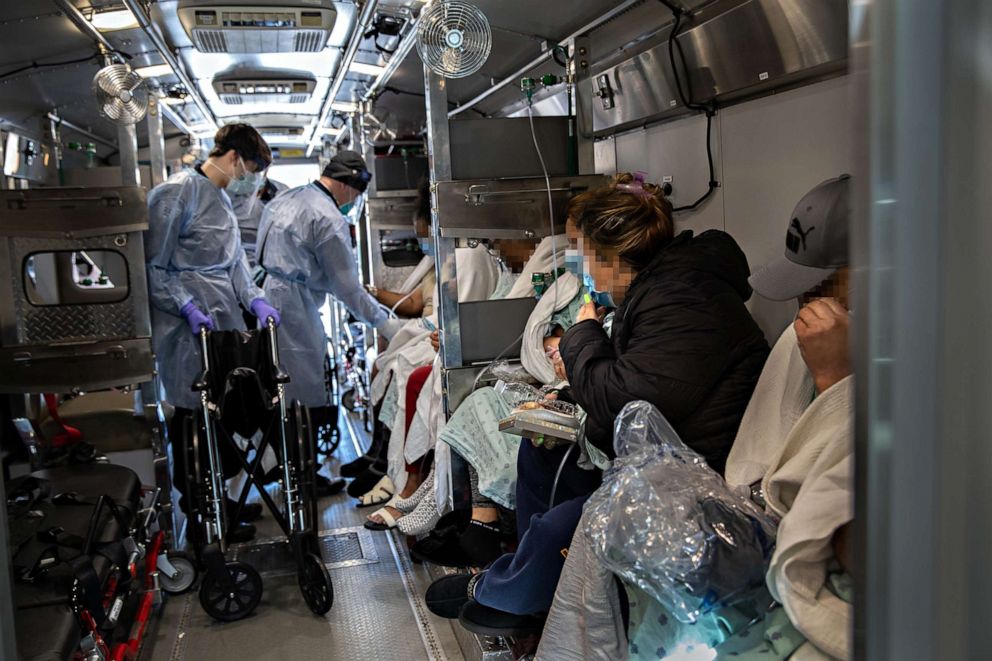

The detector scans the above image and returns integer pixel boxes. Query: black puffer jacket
[560,230,769,474]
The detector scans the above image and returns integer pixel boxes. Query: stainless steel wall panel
[0,186,153,393]
[590,0,848,135]
[434,175,609,239]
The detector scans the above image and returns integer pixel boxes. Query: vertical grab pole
[268,318,299,533]
[198,328,227,552]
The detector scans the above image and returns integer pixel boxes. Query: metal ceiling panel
[0,1,171,151]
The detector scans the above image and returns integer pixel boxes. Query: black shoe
[315,474,347,497]
[425,573,474,619]
[458,601,545,638]
[226,498,263,523]
[457,520,504,567]
[225,522,257,545]
[346,465,386,498]
[339,454,374,478]
[261,465,281,485]
[412,519,502,568]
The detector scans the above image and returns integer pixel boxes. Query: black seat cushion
[12,464,140,609]
[15,604,80,661]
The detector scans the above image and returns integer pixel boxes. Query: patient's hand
[430,330,439,353]
[795,298,850,394]
[577,301,606,325]
[544,335,567,381]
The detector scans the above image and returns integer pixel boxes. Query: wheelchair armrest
[192,369,210,392]
[272,364,291,385]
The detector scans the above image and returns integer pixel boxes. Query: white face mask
[206,155,262,195]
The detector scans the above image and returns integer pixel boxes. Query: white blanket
[505,234,568,300]
[726,325,853,660]
[397,255,435,295]
[371,244,499,405]
[520,272,581,384]
[378,245,500,491]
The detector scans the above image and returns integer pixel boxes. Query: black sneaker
[412,520,502,568]
[425,573,474,619]
[315,474,347,497]
[225,522,257,545]
[458,601,546,638]
[346,464,386,498]
[226,498,263,523]
[339,454,374,478]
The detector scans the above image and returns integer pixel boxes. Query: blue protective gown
[257,181,386,406]
[231,179,287,268]
[145,167,265,410]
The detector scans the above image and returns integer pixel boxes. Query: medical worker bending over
[145,123,280,543]
[257,150,404,409]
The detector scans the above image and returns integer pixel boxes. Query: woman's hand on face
[577,301,606,325]
[429,330,440,353]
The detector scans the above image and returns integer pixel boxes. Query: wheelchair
[183,319,333,621]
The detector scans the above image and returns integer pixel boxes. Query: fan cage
[416,1,492,79]
[91,64,149,125]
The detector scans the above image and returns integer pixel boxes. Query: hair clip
[617,171,653,199]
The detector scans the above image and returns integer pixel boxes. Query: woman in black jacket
[426,173,769,635]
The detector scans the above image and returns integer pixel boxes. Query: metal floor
[140,412,466,661]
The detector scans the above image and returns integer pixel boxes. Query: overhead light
[89,8,139,32]
[134,64,175,79]
[331,101,358,113]
[189,124,216,138]
[349,62,387,77]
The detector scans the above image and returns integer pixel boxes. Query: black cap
[322,150,372,193]
[749,174,851,301]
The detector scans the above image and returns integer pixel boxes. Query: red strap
[43,393,84,447]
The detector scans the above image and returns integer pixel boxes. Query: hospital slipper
[364,504,400,531]
[393,467,434,514]
[356,475,394,508]
[396,488,440,536]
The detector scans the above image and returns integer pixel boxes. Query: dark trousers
[169,406,245,511]
[473,441,602,615]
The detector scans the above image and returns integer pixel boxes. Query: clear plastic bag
[583,400,777,624]
[486,360,537,385]
[494,380,543,408]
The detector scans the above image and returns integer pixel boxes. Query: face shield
[227,156,269,214]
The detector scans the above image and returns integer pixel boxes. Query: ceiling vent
[178,1,337,53]
[258,126,307,142]
[213,78,316,105]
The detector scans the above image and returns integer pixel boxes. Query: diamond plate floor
[141,412,465,661]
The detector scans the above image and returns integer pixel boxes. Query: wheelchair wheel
[298,552,333,616]
[198,561,263,622]
[317,427,340,456]
[341,388,358,412]
[293,404,319,531]
[184,416,207,550]
[159,551,198,595]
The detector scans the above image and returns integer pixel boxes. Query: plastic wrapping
[494,379,543,408]
[584,400,777,624]
[488,360,537,384]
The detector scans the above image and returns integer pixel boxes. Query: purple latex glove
[180,301,214,335]
[250,298,281,327]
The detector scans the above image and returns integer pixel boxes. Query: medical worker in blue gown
[145,123,279,543]
[257,151,404,413]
